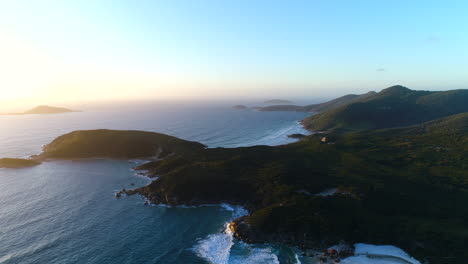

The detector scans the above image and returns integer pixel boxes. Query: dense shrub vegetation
[40,129,205,159]
[302,86,468,131]
[137,113,468,263]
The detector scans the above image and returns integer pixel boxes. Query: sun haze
[1,0,467,110]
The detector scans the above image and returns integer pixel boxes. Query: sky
[0,0,467,110]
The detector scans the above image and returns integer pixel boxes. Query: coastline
[123,176,423,264]
[102,120,424,264]
[122,150,423,264]
[5,116,460,263]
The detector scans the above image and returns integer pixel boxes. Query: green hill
[302,86,468,131]
[259,92,376,112]
[39,129,206,159]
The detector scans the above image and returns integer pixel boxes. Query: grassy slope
[302,86,468,132]
[40,129,205,159]
[137,113,468,263]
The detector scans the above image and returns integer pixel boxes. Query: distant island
[264,99,293,104]
[1,105,79,115]
[2,85,468,263]
[232,105,249,110]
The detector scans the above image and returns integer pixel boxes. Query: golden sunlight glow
[0,29,63,107]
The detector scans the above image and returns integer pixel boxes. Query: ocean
[0,102,311,264]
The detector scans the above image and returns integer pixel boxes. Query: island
[232,105,249,110]
[1,105,79,115]
[2,86,467,263]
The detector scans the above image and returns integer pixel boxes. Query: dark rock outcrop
[287,133,307,139]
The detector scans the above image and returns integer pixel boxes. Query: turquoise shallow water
[0,103,309,264]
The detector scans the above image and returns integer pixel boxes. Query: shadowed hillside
[131,113,468,263]
[259,92,376,112]
[302,86,468,132]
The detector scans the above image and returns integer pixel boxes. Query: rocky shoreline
[116,169,359,264]
[2,105,467,263]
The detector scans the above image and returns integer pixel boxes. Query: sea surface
[0,102,310,264]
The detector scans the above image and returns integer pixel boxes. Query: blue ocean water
[0,102,310,264]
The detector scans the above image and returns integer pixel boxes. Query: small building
[321,137,328,143]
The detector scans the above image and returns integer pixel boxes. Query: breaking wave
[232,121,311,147]
[193,204,279,264]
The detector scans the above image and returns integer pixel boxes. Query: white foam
[341,255,412,264]
[315,188,338,196]
[194,204,280,264]
[220,203,235,211]
[220,203,249,219]
[229,246,280,264]
[129,159,147,165]
[342,243,421,264]
[0,253,13,263]
[294,253,302,264]
[194,224,234,264]
[234,121,311,147]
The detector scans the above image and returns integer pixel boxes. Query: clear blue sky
[0,0,467,106]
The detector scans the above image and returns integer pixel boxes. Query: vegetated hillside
[0,158,40,168]
[23,105,76,114]
[135,113,468,263]
[259,92,376,112]
[302,85,468,132]
[39,129,205,159]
